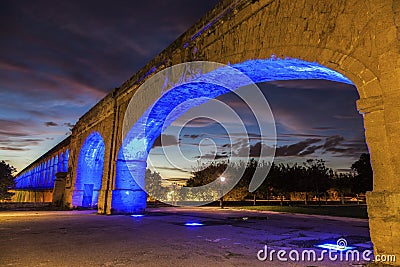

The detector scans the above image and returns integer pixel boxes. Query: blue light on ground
[184,222,204,226]
[130,214,145,218]
[316,243,355,251]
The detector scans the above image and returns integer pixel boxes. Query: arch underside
[112,57,354,214]
[72,132,105,208]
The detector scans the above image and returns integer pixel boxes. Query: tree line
[186,153,373,201]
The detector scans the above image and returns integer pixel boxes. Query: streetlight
[219,176,225,209]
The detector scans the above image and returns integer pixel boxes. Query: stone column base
[367,191,400,265]
[111,189,147,214]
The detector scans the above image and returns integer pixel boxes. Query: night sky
[0,1,368,177]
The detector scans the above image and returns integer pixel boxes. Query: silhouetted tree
[254,162,276,199]
[187,161,228,187]
[329,172,354,203]
[351,153,373,193]
[0,161,16,200]
[188,157,366,203]
[329,172,353,193]
[188,159,273,201]
[145,169,167,201]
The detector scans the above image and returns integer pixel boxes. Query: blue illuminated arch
[58,153,63,172]
[46,159,51,187]
[63,149,70,171]
[114,57,354,213]
[14,150,71,191]
[53,155,59,184]
[72,132,105,208]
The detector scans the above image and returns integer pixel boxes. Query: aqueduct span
[13,0,400,261]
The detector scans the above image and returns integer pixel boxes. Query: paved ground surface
[0,207,372,266]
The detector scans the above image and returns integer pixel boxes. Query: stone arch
[53,155,59,184]
[62,149,70,172]
[49,157,54,187]
[224,47,390,192]
[72,132,105,208]
[58,152,63,172]
[46,159,51,187]
[112,57,360,213]
[39,162,45,188]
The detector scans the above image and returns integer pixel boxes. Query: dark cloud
[279,133,327,139]
[333,115,359,120]
[312,126,335,130]
[183,134,201,139]
[0,1,220,170]
[0,130,28,138]
[298,145,323,156]
[0,146,29,151]
[45,121,58,127]
[242,135,366,159]
[0,138,44,148]
[0,119,36,138]
[0,0,219,94]
[181,117,218,128]
[319,135,367,158]
[0,119,27,129]
[329,141,368,158]
[153,166,190,173]
[195,153,228,160]
[152,134,179,147]
[276,138,322,157]
[323,135,345,150]
[249,142,275,157]
[220,135,357,159]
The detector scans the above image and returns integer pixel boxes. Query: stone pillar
[367,191,400,261]
[71,190,83,207]
[52,172,67,206]
[111,160,147,214]
[358,96,400,264]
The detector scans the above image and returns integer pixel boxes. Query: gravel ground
[0,207,372,267]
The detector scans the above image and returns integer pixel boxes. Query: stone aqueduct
[13,0,400,260]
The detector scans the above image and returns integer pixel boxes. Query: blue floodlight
[316,243,355,251]
[130,214,145,218]
[184,222,204,226]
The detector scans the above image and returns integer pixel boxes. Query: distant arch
[72,132,105,207]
